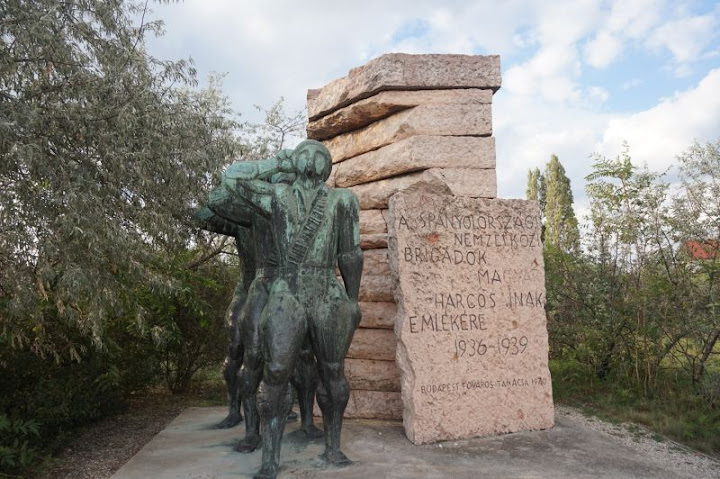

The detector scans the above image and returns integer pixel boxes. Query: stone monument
[306,53,554,443]
[389,193,553,444]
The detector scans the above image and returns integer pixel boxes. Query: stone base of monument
[110,406,703,479]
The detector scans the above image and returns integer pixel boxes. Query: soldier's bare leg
[235,280,268,452]
[309,280,357,466]
[216,286,246,429]
[255,280,306,479]
[290,336,322,438]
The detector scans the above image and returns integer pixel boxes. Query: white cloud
[586,86,609,104]
[140,0,720,214]
[598,68,720,173]
[605,0,664,39]
[584,32,622,68]
[144,0,541,121]
[646,13,718,74]
[494,89,613,200]
[582,0,665,69]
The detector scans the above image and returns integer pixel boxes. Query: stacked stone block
[306,53,501,420]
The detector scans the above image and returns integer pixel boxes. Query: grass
[550,359,720,457]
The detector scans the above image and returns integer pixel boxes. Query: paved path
[112,407,718,479]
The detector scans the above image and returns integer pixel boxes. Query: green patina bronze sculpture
[211,140,363,479]
[196,207,253,429]
[199,164,324,444]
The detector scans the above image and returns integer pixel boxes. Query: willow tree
[0,0,241,361]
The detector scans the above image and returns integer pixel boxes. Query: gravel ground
[556,405,720,479]
[37,395,197,479]
[38,402,720,479]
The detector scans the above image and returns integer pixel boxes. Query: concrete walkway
[112,407,718,479]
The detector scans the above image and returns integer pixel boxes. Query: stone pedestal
[307,54,553,437]
[307,53,501,420]
[388,193,554,444]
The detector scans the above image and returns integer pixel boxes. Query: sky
[142,0,720,213]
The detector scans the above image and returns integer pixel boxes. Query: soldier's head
[293,140,331,182]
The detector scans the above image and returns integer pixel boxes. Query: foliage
[0,414,43,477]
[0,338,128,477]
[551,360,720,456]
[544,155,580,252]
[138,252,235,394]
[526,155,579,252]
[238,98,307,160]
[543,138,720,438]
[0,0,241,361]
[0,1,306,476]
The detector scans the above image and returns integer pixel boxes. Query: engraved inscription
[391,194,554,442]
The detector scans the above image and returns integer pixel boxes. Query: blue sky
[144,0,720,213]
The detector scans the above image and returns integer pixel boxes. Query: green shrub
[0,414,44,477]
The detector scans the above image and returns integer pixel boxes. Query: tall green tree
[526,156,579,252]
[544,155,580,252]
[0,0,241,361]
[526,166,545,214]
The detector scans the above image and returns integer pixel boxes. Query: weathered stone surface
[345,358,401,392]
[430,168,497,198]
[335,136,496,187]
[363,249,390,276]
[388,193,554,445]
[359,209,388,234]
[325,103,492,164]
[347,328,396,361]
[341,390,403,420]
[307,53,501,120]
[308,89,493,140]
[358,301,396,329]
[358,274,395,302]
[351,168,497,210]
[326,166,337,187]
[337,249,390,276]
[360,233,388,250]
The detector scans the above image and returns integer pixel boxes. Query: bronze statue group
[197,140,363,479]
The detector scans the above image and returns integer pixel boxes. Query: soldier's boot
[291,345,323,438]
[254,380,292,479]
[216,357,243,428]
[317,361,351,466]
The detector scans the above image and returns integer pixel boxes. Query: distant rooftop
[685,240,720,260]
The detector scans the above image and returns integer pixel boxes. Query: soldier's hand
[276,150,295,173]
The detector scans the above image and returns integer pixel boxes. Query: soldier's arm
[337,190,363,302]
[222,152,293,216]
[206,185,253,226]
[196,206,243,236]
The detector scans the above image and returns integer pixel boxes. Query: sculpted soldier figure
[221,140,363,479]
[196,207,253,429]
[206,163,322,451]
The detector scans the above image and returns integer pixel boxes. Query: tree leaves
[0,0,241,360]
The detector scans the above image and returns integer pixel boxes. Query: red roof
[685,240,719,260]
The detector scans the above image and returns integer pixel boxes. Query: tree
[239,98,307,160]
[526,156,579,252]
[527,156,580,362]
[544,155,580,253]
[0,0,241,361]
[671,140,720,390]
[526,167,545,209]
